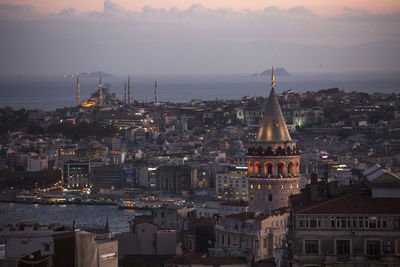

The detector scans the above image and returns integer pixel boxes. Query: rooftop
[291,183,400,215]
[225,212,269,221]
[164,252,246,265]
[257,84,292,142]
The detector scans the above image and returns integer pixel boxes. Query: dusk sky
[0,0,399,75]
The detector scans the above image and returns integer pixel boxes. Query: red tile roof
[164,253,246,265]
[291,183,400,215]
[225,212,269,221]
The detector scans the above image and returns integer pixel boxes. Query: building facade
[212,210,288,262]
[216,165,248,201]
[156,165,197,195]
[285,170,400,267]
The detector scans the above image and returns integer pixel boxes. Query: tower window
[278,162,285,176]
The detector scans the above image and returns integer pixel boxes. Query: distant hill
[251,68,290,77]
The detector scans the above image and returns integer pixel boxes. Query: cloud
[0,3,36,20]
[0,1,399,75]
[330,6,400,22]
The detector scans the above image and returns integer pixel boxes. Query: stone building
[247,72,301,213]
[115,219,177,258]
[212,209,288,262]
[285,169,400,266]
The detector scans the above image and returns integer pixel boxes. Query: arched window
[296,161,300,174]
[248,161,253,175]
[288,161,295,175]
[255,162,262,175]
[278,162,286,177]
[264,162,273,176]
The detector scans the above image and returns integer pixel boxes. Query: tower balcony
[247,173,300,179]
[247,146,300,157]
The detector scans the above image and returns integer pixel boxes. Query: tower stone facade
[247,70,300,213]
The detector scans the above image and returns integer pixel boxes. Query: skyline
[0,0,399,75]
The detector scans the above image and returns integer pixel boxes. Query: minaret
[99,75,103,106]
[105,215,111,233]
[127,75,131,105]
[247,67,300,213]
[105,213,111,239]
[154,80,158,105]
[124,82,127,104]
[76,73,80,106]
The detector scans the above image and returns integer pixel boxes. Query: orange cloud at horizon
[1,0,400,16]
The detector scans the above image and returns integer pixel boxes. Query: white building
[27,156,48,172]
[216,165,248,201]
[196,201,249,219]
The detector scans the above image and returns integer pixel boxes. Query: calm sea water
[0,72,399,110]
[0,203,135,232]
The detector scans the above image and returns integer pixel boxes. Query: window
[255,240,259,249]
[263,238,267,248]
[337,240,350,256]
[310,219,317,228]
[305,240,318,254]
[367,240,380,256]
[369,216,377,228]
[268,194,273,201]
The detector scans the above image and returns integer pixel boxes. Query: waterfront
[0,203,135,233]
[1,71,399,110]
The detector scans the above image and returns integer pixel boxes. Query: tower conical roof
[257,87,292,142]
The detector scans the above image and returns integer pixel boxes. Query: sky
[0,0,399,75]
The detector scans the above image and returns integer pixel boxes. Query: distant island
[251,68,290,77]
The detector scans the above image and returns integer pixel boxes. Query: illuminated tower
[154,80,158,105]
[99,75,103,106]
[127,75,131,105]
[124,82,127,104]
[247,67,301,213]
[76,73,80,106]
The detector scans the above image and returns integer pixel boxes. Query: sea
[0,71,399,110]
[0,203,135,233]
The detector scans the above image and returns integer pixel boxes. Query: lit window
[268,184,272,189]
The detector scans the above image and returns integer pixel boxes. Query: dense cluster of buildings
[0,71,399,266]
